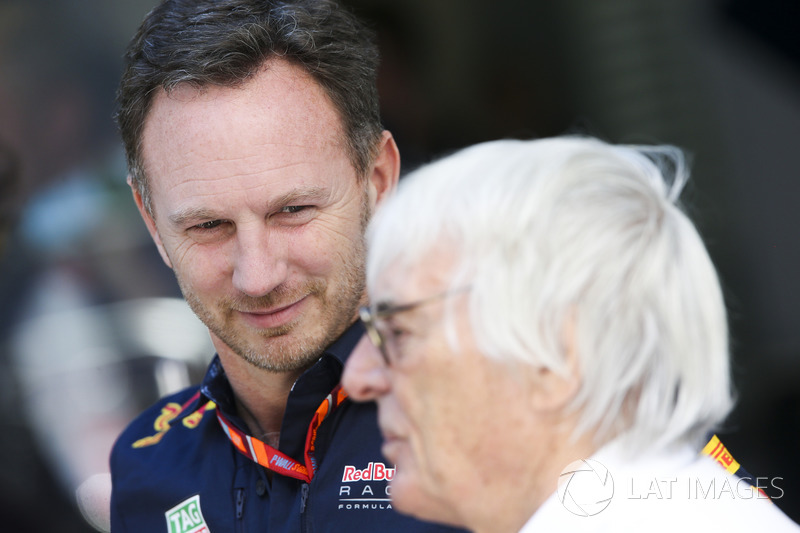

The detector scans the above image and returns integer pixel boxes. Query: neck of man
[468,411,599,533]
[215,342,310,447]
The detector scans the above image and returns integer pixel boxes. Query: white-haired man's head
[342,136,734,529]
[367,136,733,451]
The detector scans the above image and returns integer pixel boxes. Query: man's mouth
[236,295,309,329]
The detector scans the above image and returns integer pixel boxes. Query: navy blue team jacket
[110,323,465,533]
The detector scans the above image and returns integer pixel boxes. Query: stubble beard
[176,193,370,373]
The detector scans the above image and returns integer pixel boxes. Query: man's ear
[366,130,400,210]
[529,315,582,412]
[129,175,173,269]
[529,363,581,413]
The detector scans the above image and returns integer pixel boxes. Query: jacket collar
[194,320,365,420]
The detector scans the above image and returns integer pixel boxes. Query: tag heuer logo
[165,495,210,533]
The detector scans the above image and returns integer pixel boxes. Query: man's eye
[388,325,408,339]
[382,322,410,345]
[280,205,309,214]
[194,220,223,230]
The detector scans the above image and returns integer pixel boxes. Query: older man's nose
[342,334,391,402]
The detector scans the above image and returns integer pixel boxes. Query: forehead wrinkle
[155,160,326,199]
[206,143,337,170]
[159,157,317,185]
[371,253,454,307]
[146,71,347,165]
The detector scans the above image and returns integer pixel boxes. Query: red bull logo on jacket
[341,462,396,482]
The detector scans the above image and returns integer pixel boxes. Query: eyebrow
[373,286,472,319]
[374,299,397,316]
[374,299,420,319]
[168,207,220,227]
[271,186,328,208]
[167,186,330,227]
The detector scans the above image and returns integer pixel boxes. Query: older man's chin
[388,473,464,530]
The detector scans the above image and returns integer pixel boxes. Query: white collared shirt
[519,440,799,532]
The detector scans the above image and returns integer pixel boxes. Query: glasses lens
[359,307,389,364]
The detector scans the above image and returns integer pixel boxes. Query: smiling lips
[236,296,308,329]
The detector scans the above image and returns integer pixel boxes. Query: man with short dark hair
[110,2,464,531]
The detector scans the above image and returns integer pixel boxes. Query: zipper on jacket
[299,482,310,533]
[235,488,246,520]
[300,482,309,514]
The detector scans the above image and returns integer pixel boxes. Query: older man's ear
[527,316,581,413]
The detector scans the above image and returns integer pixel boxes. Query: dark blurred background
[0,0,797,530]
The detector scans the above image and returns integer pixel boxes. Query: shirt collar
[197,321,365,416]
[321,319,365,366]
[519,438,700,532]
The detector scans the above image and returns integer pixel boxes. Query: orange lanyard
[216,385,348,483]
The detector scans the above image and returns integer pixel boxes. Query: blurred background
[0,0,797,530]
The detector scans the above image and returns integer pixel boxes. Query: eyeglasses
[359,286,470,366]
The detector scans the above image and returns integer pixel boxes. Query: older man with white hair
[342,136,799,532]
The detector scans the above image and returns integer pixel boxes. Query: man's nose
[342,334,391,402]
[231,223,289,297]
